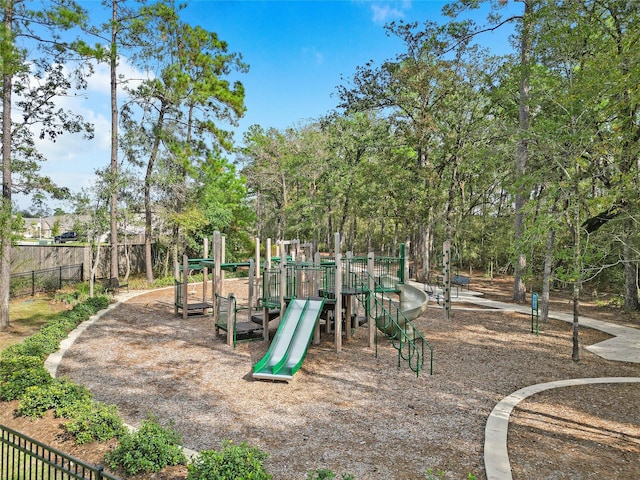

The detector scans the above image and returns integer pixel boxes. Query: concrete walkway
[484,377,640,480]
[424,284,640,480]
[449,288,640,363]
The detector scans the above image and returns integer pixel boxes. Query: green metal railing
[259,256,432,376]
[261,268,281,308]
[1,424,120,480]
[356,272,433,376]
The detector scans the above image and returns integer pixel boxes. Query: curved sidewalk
[449,287,640,364]
[484,377,640,480]
[443,288,640,479]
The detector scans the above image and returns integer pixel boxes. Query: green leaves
[105,414,187,475]
[187,440,271,480]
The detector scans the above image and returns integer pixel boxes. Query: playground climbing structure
[257,235,433,377]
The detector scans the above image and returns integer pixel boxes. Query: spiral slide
[375,282,429,339]
[398,282,429,320]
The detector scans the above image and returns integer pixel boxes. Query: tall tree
[122,1,246,281]
[337,19,504,278]
[108,0,119,283]
[1,0,91,330]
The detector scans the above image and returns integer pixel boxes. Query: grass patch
[0,296,70,351]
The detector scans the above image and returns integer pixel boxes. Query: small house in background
[19,214,145,245]
[21,216,75,240]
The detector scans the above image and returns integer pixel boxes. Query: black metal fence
[0,424,121,480]
[9,264,84,298]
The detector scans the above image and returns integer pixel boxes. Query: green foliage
[54,291,81,305]
[65,402,128,444]
[595,295,624,308]
[152,275,179,288]
[15,330,61,358]
[0,354,52,401]
[0,292,109,401]
[424,469,445,479]
[17,378,92,418]
[105,414,186,475]
[307,469,354,480]
[187,440,271,480]
[84,295,110,312]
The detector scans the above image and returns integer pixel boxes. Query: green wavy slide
[253,298,325,382]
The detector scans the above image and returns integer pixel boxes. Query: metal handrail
[355,272,433,376]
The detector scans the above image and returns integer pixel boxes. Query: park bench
[451,274,470,290]
[99,277,129,294]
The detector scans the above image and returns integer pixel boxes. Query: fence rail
[9,264,84,298]
[0,424,121,480]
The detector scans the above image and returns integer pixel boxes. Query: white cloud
[302,47,325,66]
[9,60,135,209]
[370,1,411,24]
[85,56,150,96]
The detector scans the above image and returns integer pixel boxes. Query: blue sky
[20,0,520,212]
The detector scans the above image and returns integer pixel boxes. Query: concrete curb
[43,287,201,459]
[484,377,640,480]
[423,284,640,479]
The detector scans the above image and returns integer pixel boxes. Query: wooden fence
[11,244,146,280]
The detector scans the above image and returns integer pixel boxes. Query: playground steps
[250,308,281,325]
[232,321,263,341]
[179,302,213,316]
[356,276,433,376]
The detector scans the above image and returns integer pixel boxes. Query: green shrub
[307,469,354,480]
[85,295,109,312]
[307,469,337,480]
[4,336,49,359]
[65,401,127,444]
[105,414,186,475]
[57,309,84,326]
[18,329,63,358]
[152,275,177,288]
[424,469,445,480]
[54,291,80,305]
[74,281,93,301]
[0,355,52,401]
[187,440,271,480]
[17,378,92,418]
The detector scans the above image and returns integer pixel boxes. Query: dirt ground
[1,275,639,479]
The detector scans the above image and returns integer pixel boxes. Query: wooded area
[1,0,639,331]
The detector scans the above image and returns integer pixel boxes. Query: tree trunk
[571,174,581,362]
[1,0,14,331]
[623,233,640,311]
[540,228,555,324]
[89,241,103,298]
[109,0,119,281]
[144,107,166,283]
[513,0,532,303]
[572,280,580,362]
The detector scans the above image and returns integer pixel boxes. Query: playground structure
[174,231,433,380]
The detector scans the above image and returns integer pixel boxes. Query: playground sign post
[531,292,539,336]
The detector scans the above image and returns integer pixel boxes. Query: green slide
[253,298,324,382]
